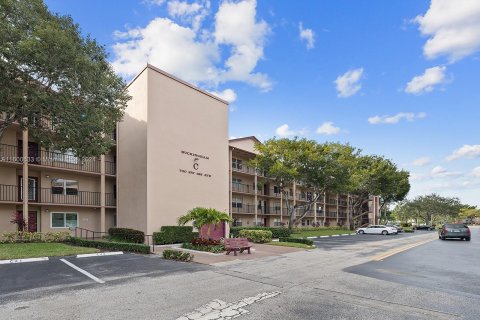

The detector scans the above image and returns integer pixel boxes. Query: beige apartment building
[229,136,379,228]
[0,64,378,235]
[0,122,117,233]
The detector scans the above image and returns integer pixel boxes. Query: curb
[0,257,49,265]
[76,252,124,258]
[307,233,357,239]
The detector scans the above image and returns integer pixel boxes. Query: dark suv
[438,224,471,241]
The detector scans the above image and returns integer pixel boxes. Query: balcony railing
[231,204,256,214]
[231,183,255,194]
[232,164,256,175]
[0,184,116,207]
[0,143,116,175]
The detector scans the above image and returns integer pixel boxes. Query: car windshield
[445,224,468,229]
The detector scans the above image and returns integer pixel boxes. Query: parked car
[386,224,403,233]
[413,224,435,231]
[357,225,397,235]
[438,224,471,241]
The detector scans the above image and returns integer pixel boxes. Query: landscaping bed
[266,242,315,249]
[0,242,99,260]
[181,238,225,253]
[291,228,352,238]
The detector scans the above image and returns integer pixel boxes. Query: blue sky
[44,0,480,206]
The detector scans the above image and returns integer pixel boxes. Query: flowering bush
[0,231,71,243]
[191,238,221,246]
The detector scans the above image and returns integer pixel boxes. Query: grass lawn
[266,241,315,249]
[291,229,353,238]
[0,243,99,260]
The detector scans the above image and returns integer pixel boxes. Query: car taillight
[443,227,447,235]
[466,228,470,235]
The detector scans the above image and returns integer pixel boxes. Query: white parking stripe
[60,259,105,284]
[76,252,123,258]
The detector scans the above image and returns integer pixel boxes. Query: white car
[357,225,397,235]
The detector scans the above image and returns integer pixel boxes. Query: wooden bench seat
[225,238,251,256]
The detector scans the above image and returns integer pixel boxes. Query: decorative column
[22,129,29,228]
[100,155,106,233]
[313,202,317,225]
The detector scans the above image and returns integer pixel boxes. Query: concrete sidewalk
[153,243,308,265]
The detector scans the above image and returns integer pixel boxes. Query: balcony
[231,204,256,214]
[0,184,116,207]
[232,164,256,175]
[0,143,116,175]
[231,183,255,194]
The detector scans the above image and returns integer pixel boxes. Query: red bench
[225,238,251,256]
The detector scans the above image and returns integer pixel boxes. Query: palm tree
[178,207,232,239]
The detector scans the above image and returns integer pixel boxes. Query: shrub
[153,226,198,245]
[404,229,414,233]
[181,243,225,253]
[239,229,272,243]
[401,223,412,227]
[42,231,71,243]
[279,237,314,246]
[69,237,150,253]
[191,238,221,246]
[0,231,71,243]
[108,227,145,243]
[230,227,291,238]
[163,249,194,262]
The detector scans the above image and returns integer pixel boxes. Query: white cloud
[208,88,237,103]
[446,144,480,161]
[316,122,341,135]
[299,22,315,49]
[334,68,364,98]
[167,1,209,31]
[274,124,307,138]
[214,0,272,91]
[412,156,431,166]
[144,0,166,5]
[431,165,462,177]
[368,112,426,124]
[112,0,271,92]
[414,0,480,61]
[471,166,480,177]
[275,124,295,137]
[405,66,446,94]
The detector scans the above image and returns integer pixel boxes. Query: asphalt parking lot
[345,227,480,299]
[0,253,207,304]
[312,230,429,249]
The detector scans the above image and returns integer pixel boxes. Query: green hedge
[279,237,314,246]
[0,231,71,243]
[69,237,150,254]
[231,227,291,238]
[404,229,414,233]
[153,226,198,245]
[163,249,194,262]
[108,227,145,244]
[239,230,272,243]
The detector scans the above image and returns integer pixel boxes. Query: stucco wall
[117,68,149,232]
[145,66,229,234]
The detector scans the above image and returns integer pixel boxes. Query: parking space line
[371,238,436,261]
[60,259,105,284]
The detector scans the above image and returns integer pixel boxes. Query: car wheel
[438,235,441,239]
[358,230,365,234]
[466,237,471,241]
[440,236,445,240]
[381,230,388,235]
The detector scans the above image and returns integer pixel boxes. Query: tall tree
[402,194,462,225]
[0,0,130,157]
[252,138,357,231]
[347,155,409,230]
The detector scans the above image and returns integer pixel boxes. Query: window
[232,158,243,170]
[19,177,37,201]
[273,186,280,194]
[273,218,282,227]
[51,179,78,195]
[232,197,243,208]
[232,178,242,191]
[233,218,242,227]
[51,212,78,228]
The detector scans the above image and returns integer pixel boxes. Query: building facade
[0,121,117,233]
[0,65,378,235]
[229,137,380,228]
